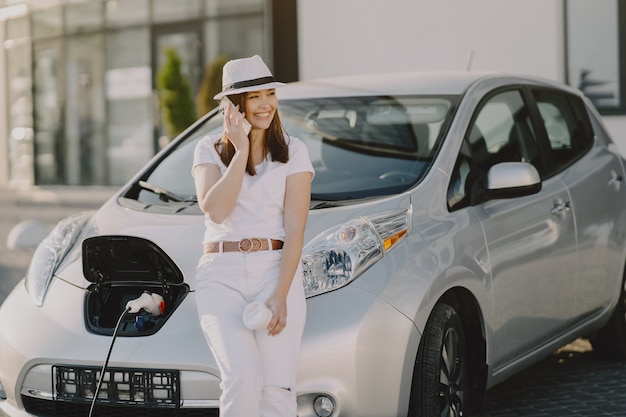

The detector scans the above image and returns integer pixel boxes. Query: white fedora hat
[213,55,285,100]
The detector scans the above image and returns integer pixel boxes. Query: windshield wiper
[310,200,339,209]
[138,180,190,203]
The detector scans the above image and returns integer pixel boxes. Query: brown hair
[214,93,289,175]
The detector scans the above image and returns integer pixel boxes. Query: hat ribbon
[222,76,277,93]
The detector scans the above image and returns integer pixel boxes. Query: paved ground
[1,186,626,416]
[480,339,626,416]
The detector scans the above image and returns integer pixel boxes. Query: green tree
[156,47,196,138]
[196,53,231,116]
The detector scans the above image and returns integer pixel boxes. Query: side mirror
[484,162,542,200]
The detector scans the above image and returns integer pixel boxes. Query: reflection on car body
[2,71,626,417]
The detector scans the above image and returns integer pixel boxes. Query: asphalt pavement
[2,186,626,416]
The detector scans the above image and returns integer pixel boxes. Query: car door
[530,89,626,317]
[461,88,578,370]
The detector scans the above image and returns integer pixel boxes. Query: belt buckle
[238,238,263,253]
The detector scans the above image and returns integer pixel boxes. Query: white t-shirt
[192,134,314,244]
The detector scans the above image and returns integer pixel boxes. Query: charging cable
[88,291,165,417]
[88,306,129,417]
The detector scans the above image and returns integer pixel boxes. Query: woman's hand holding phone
[222,97,252,152]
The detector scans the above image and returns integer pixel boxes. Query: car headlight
[302,208,410,297]
[25,211,94,307]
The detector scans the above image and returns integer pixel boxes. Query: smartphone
[221,96,252,135]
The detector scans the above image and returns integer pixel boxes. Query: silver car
[2,72,626,417]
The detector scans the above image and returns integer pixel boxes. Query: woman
[192,55,314,417]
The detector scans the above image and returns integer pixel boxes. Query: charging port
[82,235,189,336]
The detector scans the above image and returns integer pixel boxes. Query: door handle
[608,171,623,191]
[551,200,571,216]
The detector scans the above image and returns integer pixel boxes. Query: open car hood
[82,235,184,285]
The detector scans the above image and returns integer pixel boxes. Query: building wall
[298,0,564,81]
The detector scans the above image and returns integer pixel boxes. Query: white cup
[243,301,273,330]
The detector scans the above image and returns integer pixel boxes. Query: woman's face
[244,88,277,131]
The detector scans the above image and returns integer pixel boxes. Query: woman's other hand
[265,292,288,336]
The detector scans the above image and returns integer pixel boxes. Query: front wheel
[409,303,468,417]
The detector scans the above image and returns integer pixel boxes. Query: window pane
[6,42,34,186]
[534,90,593,174]
[107,27,150,69]
[33,43,62,184]
[154,29,202,140]
[204,15,264,66]
[153,0,201,23]
[156,30,202,94]
[32,5,62,38]
[105,0,149,28]
[106,98,152,185]
[6,16,29,40]
[106,28,153,185]
[31,0,58,7]
[66,34,107,185]
[471,91,538,168]
[462,90,541,203]
[537,102,572,150]
[205,0,263,16]
[279,95,455,200]
[65,2,103,33]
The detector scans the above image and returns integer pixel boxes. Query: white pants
[195,250,306,417]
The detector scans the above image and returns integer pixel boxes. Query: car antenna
[466,49,474,71]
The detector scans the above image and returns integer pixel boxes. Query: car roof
[276,71,575,99]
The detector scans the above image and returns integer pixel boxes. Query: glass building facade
[0,0,297,187]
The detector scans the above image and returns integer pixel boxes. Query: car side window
[448,89,540,211]
[532,90,594,176]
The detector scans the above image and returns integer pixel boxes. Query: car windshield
[124,95,458,209]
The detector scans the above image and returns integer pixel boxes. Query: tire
[409,303,468,417]
[591,271,626,359]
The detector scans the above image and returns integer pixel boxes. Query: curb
[0,186,118,209]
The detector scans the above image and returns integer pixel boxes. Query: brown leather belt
[204,238,284,254]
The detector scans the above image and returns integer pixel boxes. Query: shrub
[156,47,197,138]
[196,53,231,117]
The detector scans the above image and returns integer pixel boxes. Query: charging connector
[126,291,165,316]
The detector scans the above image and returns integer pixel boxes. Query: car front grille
[22,395,219,417]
